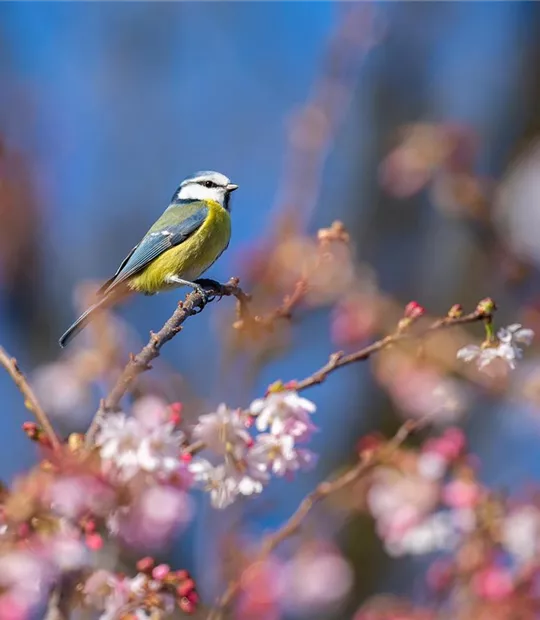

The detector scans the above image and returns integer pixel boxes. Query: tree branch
[0,346,60,451]
[295,306,489,391]
[209,419,424,619]
[85,278,249,447]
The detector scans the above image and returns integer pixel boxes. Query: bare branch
[0,346,60,451]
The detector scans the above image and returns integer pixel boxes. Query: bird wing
[98,202,209,296]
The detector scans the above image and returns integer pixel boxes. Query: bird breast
[128,201,231,294]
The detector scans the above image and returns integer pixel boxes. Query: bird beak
[226,183,239,192]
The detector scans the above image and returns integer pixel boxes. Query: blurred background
[3,2,540,618]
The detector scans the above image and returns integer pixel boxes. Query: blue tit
[59,170,238,347]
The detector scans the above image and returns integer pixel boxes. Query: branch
[183,303,493,456]
[209,419,423,618]
[85,278,249,447]
[0,347,60,451]
[295,306,489,391]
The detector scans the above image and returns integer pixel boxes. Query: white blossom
[457,324,534,371]
[188,458,239,509]
[192,404,251,458]
[388,512,457,557]
[189,456,268,508]
[248,434,317,477]
[96,414,144,481]
[249,391,316,439]
[96,413,183,481]
[502,506,540,563]
[417,452,448,481]
[137,422,184,475]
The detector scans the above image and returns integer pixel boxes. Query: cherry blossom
[192,403,251,458]
[248,433,317,477]
[457,323,534,371]
[249,391,317,438]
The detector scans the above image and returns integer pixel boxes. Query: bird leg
[165,275,210,305]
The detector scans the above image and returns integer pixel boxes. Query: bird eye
[203,180,215,188]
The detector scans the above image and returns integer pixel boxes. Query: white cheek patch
[177,184,225,205]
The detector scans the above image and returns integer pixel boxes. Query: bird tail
[59,291,121,348]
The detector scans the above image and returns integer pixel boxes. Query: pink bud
[152,564,170,580]
[178,597,195,614]
[85,533,104,551]
[169,402,183,425]
[404,301,425,319]
[473,566,514,601]
[180,452,193,463]
[136,556,155,573]
[177,578,196,597]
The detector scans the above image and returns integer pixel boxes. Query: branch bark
[0,346,60,451]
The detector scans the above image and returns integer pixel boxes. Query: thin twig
[0,346,60,451]
[294,308,489,391]
[85,278,249,447]
[209,419,423,619]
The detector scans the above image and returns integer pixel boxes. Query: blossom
[189,457,268,508]
[248,434,317,477]
[0,551,53,611]
[137,423,184,475]
[188,458,240,509]
[279,546,353,615]
[249,391,316,439]
[457,323,534,371]
[96,413,184,481]
[473,566,514,601]
[84,570,181,619]
[442,480,481,509]
[49,475,115,519]
[116,485,194,549]
[387,512,458,556]
[501,506,540,563]
[96,414,144,481]
[192,404,251,458]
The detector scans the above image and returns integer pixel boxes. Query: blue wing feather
[100,205,208,295]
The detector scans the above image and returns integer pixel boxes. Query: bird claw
[194,278,221,303]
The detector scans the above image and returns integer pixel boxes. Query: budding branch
[0,347,60,451]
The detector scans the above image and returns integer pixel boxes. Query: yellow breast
[128,201,231,294]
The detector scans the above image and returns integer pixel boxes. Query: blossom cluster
[188,390,318,509]
[84,558,198,618]
[93,390,318,511]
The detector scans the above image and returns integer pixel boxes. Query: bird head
[176,171,238,210]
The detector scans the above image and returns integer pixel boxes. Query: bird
[59,170,238,347]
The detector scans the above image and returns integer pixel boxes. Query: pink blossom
[473,566,514,601]
[442,480,481,509]
[423,427,466,462]
[116,485,193,549]
[132,395,170,430]
[0,594,30,620]
[279,546,353,615]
